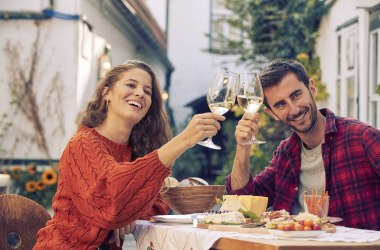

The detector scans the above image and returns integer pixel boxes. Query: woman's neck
[95,117,133,144]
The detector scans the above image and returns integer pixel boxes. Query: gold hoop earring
[105,100,109,111]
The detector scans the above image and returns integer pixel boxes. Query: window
[209,0,241,53]
[369,29,380,128]
[347,76,356,118]
[336,23,358,118]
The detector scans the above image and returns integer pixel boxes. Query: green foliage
[376,85,380,95]
[296,53,329,102]
[223,0,333,62]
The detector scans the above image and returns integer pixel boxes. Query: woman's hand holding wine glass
[197,69,238,150]
[237,72,266,145]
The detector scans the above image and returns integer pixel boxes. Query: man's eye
[293,92,302,99]
[276,103,285,109]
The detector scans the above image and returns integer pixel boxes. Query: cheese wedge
[223,195,268,217]
[220,195,246,211]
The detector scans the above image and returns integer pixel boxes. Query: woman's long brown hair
[76,60,172,159]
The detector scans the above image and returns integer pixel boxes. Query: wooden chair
[0,194,52,249]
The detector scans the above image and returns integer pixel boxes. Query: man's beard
[280,101,318,133]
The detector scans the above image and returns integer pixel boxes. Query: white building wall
[0,1,80,159]
[316,0,380,126]
[0,0,170,160]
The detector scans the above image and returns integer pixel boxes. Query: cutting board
[197,223,269,234]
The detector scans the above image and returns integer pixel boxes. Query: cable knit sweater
[34,126,171,250]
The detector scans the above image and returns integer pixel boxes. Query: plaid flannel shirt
[226,109,380,230]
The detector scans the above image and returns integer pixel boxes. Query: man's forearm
[231,145,251,191]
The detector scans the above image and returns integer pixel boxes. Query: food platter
[151,214,205,224]
[268,229,325,238]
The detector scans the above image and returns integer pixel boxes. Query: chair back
[0,194,52,249]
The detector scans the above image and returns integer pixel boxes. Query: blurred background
[0,0,379,210]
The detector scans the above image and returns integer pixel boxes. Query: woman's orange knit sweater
[34,126,171,249]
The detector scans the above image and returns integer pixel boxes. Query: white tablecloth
[133,220,380,250]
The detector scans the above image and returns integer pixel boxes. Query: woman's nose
[134,87,145,97]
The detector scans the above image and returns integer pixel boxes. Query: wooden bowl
[160,185,225,214]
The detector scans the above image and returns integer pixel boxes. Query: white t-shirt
[291,143,325,214]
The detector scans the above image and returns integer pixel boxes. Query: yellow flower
[41,168,58,186]
[25,181,38,193]
[297,53,309,61]
[36,181,45,191]
[27,164,37,175]
[215,197,221,204]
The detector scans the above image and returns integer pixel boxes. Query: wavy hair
[76,60,172,159]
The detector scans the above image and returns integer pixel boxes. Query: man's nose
[288,102,300,116]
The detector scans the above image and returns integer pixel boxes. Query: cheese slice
[223,195,268,217]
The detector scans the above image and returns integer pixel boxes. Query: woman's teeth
[127,101,142,109]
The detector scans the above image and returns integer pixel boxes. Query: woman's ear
[102,87,110,101]
[264,106,280,121]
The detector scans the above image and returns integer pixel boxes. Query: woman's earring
[105,99,109,111]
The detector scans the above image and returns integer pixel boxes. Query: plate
[268,229,325,238]
[151,214,205,224]
[326,216,343,224]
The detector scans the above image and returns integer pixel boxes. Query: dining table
[133,219,380,250]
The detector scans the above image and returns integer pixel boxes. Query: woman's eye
[126,83,135,88]
[144,90,152,96]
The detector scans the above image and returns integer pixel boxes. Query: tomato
[304,219,313,227]
[295,224,304,231]
[283,224,293,231]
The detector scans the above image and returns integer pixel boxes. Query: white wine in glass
[237,72,266,144]
[197,69,237,150]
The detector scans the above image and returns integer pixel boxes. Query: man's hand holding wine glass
[235,112,260,146]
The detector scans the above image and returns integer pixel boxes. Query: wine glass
[237,72,266,144]
[197,69,238,150]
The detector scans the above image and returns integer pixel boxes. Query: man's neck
[297,112,326,149]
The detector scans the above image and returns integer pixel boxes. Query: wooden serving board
[197,223,269,234]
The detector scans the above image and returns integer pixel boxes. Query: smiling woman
[33,60,226,250]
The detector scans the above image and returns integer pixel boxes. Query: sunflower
[25,181,38,193]
[27,164,37,175]
[41,168,58,186]
[36,181,45,191]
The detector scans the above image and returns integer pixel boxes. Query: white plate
[327,216,343,224]
[151,214,205,224]
[269,229,325,238]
